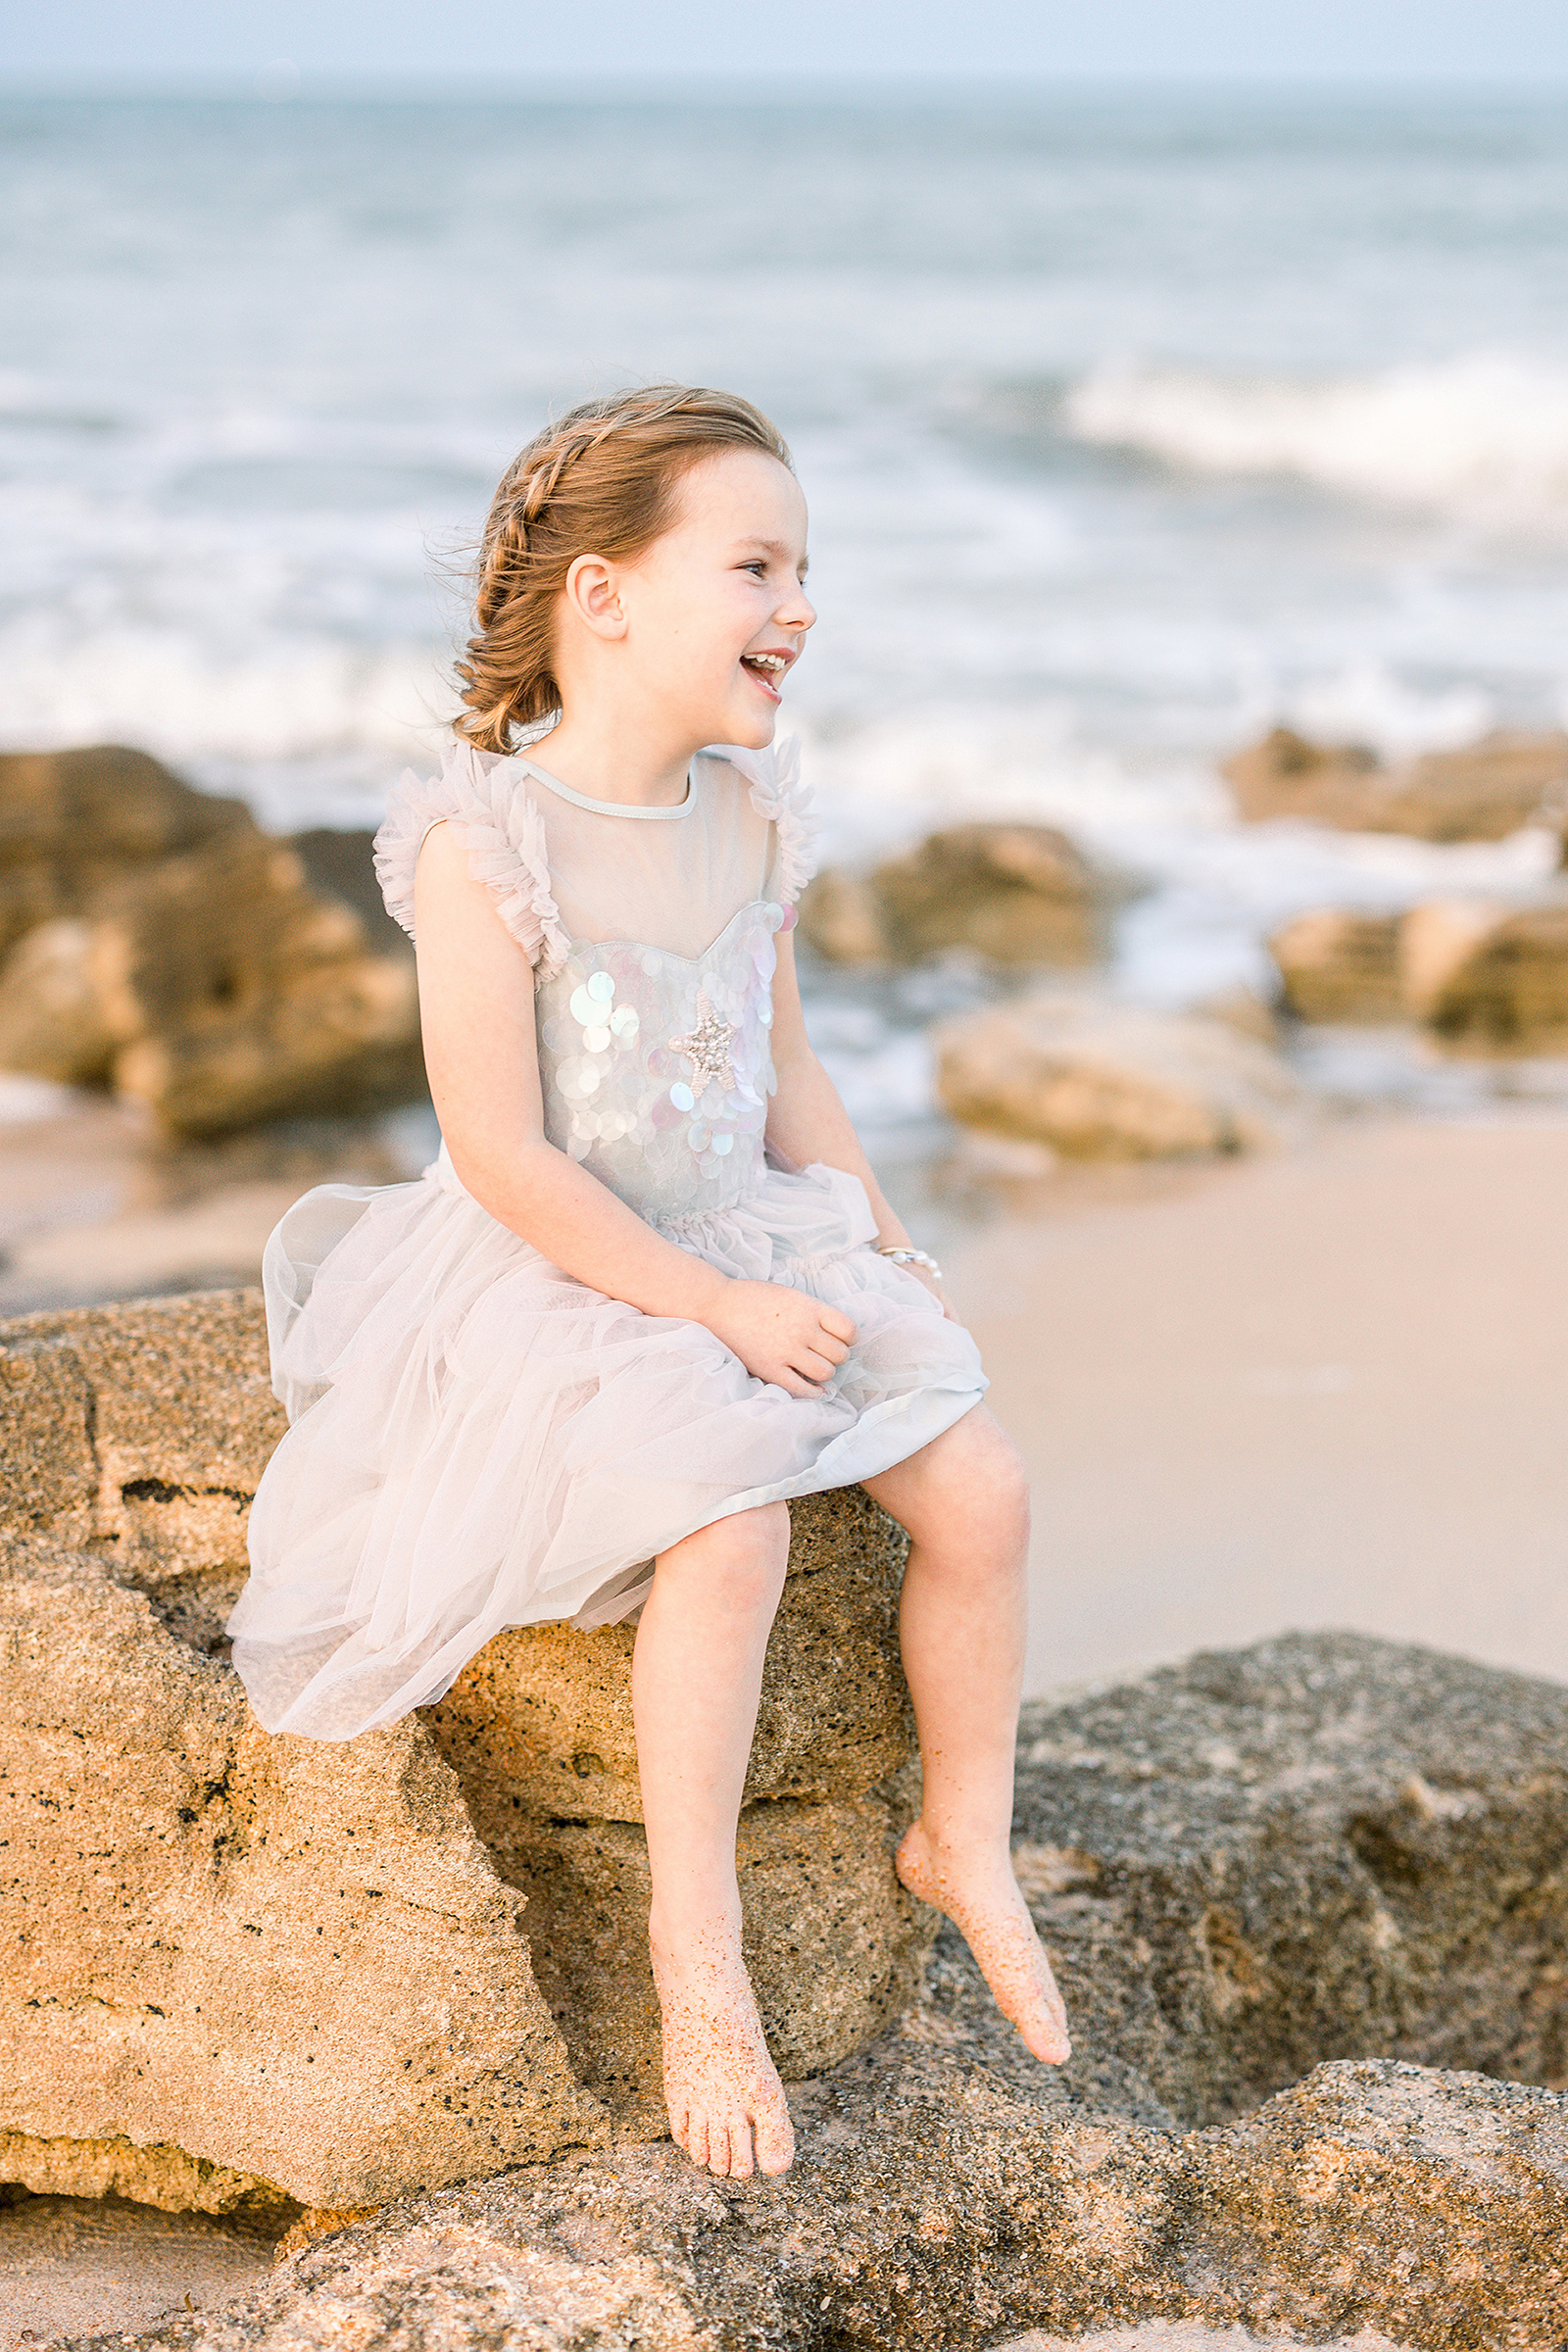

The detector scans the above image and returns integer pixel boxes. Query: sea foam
[1064,353,1568,520]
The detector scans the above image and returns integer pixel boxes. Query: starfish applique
[669,994,737,1092]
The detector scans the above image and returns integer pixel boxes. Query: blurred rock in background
[1271,894,1568,1051]
[1224,724,1568,845]
[935,997,1305,1162]
[799,820,1115,967]
[0,747,423,1141]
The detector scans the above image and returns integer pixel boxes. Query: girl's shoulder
[373,737,569,978]
[699,736,819,903]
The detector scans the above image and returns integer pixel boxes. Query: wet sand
[942,1117,1568,1698]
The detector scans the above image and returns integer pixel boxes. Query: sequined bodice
[534,900,788,1228]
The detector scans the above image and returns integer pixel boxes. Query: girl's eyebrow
[736,537,809,574]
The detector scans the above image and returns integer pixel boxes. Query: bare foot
[650,1914,796,2179]
[896,1820,1072,2064]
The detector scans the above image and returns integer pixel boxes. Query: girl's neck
[530,710,699,809]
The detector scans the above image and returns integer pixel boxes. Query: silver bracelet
[877,1244,943,1281]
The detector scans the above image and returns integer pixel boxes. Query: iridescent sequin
[535,901,786,1220]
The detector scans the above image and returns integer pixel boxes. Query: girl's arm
[414,825,856,1396]
[765,929,950,1311]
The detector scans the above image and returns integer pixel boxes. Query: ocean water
[5,86,1568,1129]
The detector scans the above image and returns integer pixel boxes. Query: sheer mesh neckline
[515,757,696,821]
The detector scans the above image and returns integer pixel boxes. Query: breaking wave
[1063,353,1568,518]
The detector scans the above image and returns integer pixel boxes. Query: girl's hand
[704,1281,858,1398]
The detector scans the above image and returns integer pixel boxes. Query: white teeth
[748,653,786,672]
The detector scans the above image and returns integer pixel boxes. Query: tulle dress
[228,737,988,1740]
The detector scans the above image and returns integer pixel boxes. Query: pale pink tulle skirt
[228,1156,988,1740]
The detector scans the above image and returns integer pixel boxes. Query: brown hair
[455,383,793,753]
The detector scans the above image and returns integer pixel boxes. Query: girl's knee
[726,1501,790,1610]
[902,1414,1029,1553]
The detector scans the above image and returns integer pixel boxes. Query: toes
[686,2113,710,2171]
[706,2120,732,2177]
[727,2115,756,2180]
[754,2098,796,2177]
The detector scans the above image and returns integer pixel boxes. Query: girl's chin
[719,710,778,750]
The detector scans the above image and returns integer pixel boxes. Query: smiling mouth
[741,651,791,699]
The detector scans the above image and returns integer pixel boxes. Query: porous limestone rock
[423,1484,913,1825]
[1423,900,1568,1050]
[934,997,1304,1159]
[505,1793,921,2117]
[800,822,1106,968]
[77,1630,1568,2351]
[0,745,254,960]
[1225,722,1568,842]
[0,1568,604,2212]
[794,864,890,963]
[1269,895,1568,1046]
[1268,907,1404,1023]
[285,826,413,962]
[0,828,423,1133]
[0,1292,930,2216]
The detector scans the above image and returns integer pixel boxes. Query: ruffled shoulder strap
[373,739,570,982]
[703,736,819,904]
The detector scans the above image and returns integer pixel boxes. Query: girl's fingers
[820,1306,858,1345]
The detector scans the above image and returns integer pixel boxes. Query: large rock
[1267,894,1568,1046]
[0,746,254,959]
[84,1630,1568,2349]
[934,997,1303,1159]
[0,1293,929,2215]
[800,823,1105,967]
[424,1485,913,1826]
[0,829,423,1133]
[1225,723,1568,841]
[1424,901,1568,1050]
[1268,906,1404,1022]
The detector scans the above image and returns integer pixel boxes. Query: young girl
[229,383,1070,2181]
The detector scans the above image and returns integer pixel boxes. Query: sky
[6,0,1568,88]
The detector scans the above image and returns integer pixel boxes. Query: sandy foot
[897,1820,1072,2063]
[651,1920,796,2179]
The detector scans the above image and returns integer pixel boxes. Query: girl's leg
[632,1499,795,2180]
[861,1405,1071,2064]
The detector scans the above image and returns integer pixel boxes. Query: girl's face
[593,449,815,750]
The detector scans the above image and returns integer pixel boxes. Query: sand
[0,2193,277,2348]
[941,1116,1568,1699]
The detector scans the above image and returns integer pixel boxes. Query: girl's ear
[562,554,627,641]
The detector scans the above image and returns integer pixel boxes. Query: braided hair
[456,384,793,753]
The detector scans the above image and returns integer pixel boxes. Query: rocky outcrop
[0,1293,928,2212]
[0,750,424,1137]
[1423,901,1568,1050]
[71,1629,1568,2349]
[1225,723,1568,841]
[1269,907,1405,1022]
[0,746,254,960]
[800,822,1105,967]
[934,997,1304,1158]
[1269,894,1568,1048]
